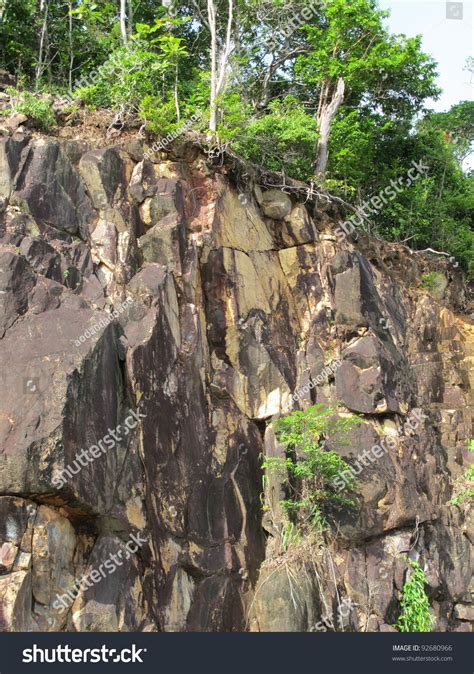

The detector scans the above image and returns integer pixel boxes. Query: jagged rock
[70,535,147,632]
[0,133,472,634]
[0,571,35,631]
[454,604,474,621]
[13,138,94,235]
[138,213,185,273]
[280,203,318,246]
[336,336,407,414]
[31,506,77,607]
[334,264,367,327]
[6,113,27,132]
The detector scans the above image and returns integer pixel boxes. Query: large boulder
[13,138,94,235]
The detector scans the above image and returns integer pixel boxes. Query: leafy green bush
[262,405,360,531]
[396,559,434,632]
[6,88,55,131]
[234,97,318,181]
[75,20,189,121]
[74,44,166,112]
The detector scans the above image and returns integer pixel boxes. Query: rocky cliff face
[0,127,472,632]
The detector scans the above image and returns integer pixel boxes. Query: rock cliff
[0,128,472,632]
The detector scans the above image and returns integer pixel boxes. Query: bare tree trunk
[174,62,180,122]
[126,0,133,39]
[35,0,49,89]
[314,77,345,180]
[207,0,218,132]
[207,0,234,134]
[119,0,127,46]
[68,0,74,92]
[0,0,7,24]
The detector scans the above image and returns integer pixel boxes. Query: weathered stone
[0,133,471,635]
[334,265,367,327]
[336,336,407,414]
[70,535,147,632]
[253,563,316,632]
[6,113,27,132]
[0,542,17,573]
[453,604,474,621]
[138,213,185,274]
[78,147,125,210]
[280,203,317,246]
[261,189,292,220]
[31,506,76,606]
[13,138,94,235]
[0,571,35,631]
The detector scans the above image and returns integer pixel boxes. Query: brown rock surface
[0,134,472,632]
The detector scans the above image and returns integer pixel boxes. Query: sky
[379,0,473,112]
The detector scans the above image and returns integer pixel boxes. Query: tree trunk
[68,0,74,92]
[35,0,49,89]
[208,0,218,132]
[126,0,133,39]
[314,77,345,180]
[120,0,127,46]
[174,62,180,122]
[207,0,234,134]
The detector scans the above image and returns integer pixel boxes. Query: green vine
[396,559,434,632]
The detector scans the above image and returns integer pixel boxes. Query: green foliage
[419,272,445,292]
[75,42,172,112]
[6,88,55,131]
[139,97,182,137]
[234,97,317,179]
[372,115,473,275]
[279,521,301,552]
[419,101,474,165]
[396,559,434,632]
[0,0,470,274]
[296,0,440,118]
[262,405,360,531]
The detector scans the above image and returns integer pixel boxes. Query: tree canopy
[1,0,472,273]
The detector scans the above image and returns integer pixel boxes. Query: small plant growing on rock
[262,405,359,532]
[396,559,434,632]
[419,271,444,292]
[6,87,55,131]
[449,440,474,507]
[279,521,301,552]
